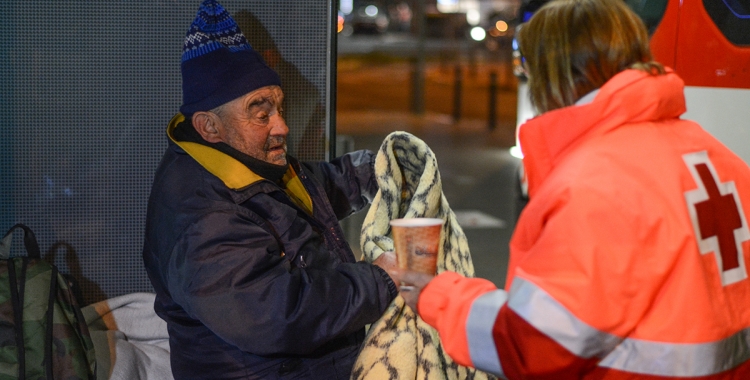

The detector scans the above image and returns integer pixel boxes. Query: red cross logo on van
[684,151,749,286]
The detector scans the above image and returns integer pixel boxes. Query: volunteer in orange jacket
[395,0,750,378]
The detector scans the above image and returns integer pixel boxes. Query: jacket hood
[518,69,686,198]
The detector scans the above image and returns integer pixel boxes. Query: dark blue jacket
[142,120,397,379]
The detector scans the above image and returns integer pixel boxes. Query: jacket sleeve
[166,207,395,356]
[419,273,601,379]
[418,185,661,379]
[302,149,378,219]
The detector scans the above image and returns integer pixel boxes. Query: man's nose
[270,114,289,137]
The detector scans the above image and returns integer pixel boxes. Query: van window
[704,0,750,46]
[623,0,668,35]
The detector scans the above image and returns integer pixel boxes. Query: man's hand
[395,270,434,314]
[372,251,398,285]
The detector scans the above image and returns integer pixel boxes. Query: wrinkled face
[215,86,289,166]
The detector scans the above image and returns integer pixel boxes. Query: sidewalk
[336,57,519,147]
[336,110,517,149]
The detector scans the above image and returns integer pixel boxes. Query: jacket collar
[166,114,313,213]
[518,69,686,198]
[168,113,266,190]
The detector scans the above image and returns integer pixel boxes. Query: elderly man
[141,1,398,379]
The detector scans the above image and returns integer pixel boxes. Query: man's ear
[192,112,223,143]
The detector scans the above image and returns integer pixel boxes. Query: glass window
[623,0,669,35]
[703,0,750,46]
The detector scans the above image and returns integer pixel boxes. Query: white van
[513,0,750,163]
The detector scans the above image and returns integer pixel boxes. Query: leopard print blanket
[352,131,496,380]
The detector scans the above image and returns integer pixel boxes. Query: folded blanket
[81,292,173,380]
[353,131,496,380]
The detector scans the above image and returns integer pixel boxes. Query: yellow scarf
[167,114,313,214]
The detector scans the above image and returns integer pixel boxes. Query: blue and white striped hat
[180,0,281,116]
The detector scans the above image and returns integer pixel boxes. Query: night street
[336,34,522,287]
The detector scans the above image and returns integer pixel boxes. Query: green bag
[0,224,96,380]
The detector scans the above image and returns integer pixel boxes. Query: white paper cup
[389,218,443,276]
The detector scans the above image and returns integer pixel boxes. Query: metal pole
[453,64,462,122]
[488,70,497,130]
[411,0,426,115]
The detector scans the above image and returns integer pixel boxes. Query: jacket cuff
[417,271,464,327]
[374,265,399,300]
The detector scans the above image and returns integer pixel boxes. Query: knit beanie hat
[180,0,281,116]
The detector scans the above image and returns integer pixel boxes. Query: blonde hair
[517,0,664,114]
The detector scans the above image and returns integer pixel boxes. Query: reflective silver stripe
[508,277,750,376]
[599,328,750,377]
[507,277,622,358]
[466,290,508,377]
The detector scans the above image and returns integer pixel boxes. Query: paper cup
[390,218,443,276]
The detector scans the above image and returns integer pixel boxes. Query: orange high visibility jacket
[418,69,750,379]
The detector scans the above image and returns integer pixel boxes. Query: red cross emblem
[684,151,749,286]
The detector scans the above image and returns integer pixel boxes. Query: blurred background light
[466,9,481,25]
[470,26,486,41]
[495,20,508,32]
[340,0,352,15]
[365,5,378,17]
[437,0,459,13]
[509,145,523,159]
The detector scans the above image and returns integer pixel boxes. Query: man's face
[215,86,289,166]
